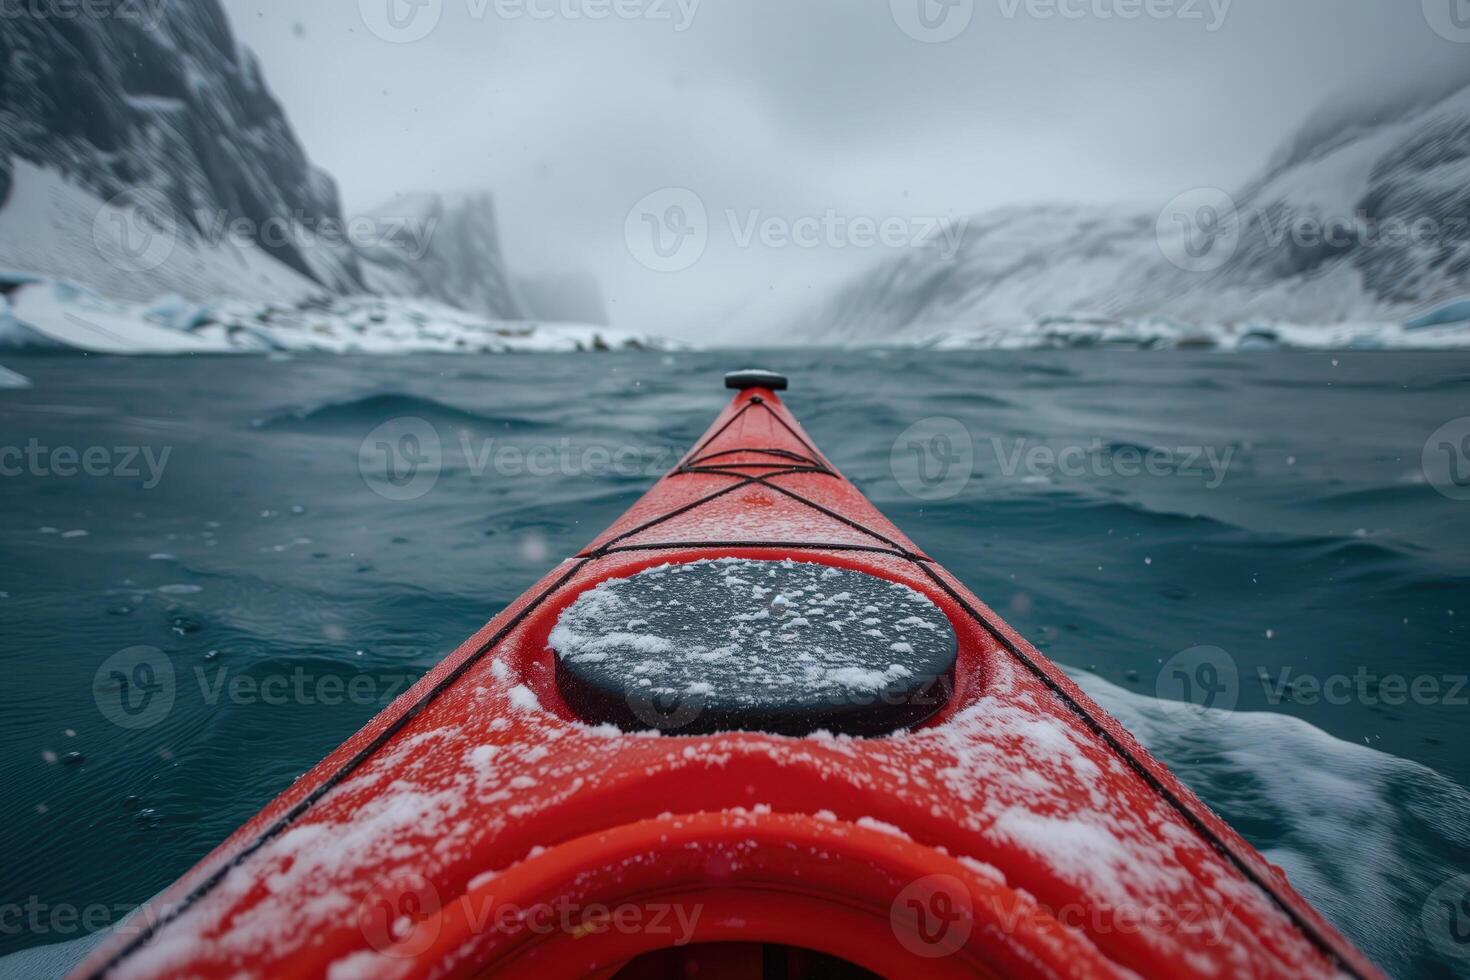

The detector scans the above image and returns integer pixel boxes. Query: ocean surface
[1,349,1468,978]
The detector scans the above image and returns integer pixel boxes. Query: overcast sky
[221,0,1470,341]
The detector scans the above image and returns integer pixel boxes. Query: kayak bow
[77,370,1379,979]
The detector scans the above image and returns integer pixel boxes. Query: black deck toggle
[725,369,789,391]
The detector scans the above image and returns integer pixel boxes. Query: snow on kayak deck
[549,558,957,734]
[101,585,1344,978]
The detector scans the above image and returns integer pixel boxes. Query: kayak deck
[76,381,1379,979]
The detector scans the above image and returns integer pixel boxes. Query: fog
[223,0,1470,340]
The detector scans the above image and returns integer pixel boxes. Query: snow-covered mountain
[0,0,362,300]
[0,0,638,354]
[354,192,527,321]
[799,79,1470,348]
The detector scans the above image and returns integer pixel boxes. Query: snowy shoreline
[0,277,674,356]
[904,308,1470,352]
[2,275,1466,359]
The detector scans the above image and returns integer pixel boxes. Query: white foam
[1069,667,1470,976]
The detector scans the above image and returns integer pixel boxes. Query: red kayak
[76,370,1379,979]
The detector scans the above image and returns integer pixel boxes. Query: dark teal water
[1,350,1468,977]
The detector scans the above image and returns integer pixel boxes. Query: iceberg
[1405,297,1470,330]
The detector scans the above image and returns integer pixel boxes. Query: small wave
[1226,530,1423,565]
[1072,668,1470,978]
[1247,375,1470,393]
[972,490,1239,535]
[1305,484,1438,511]
[254,393,545,433]
[1019,361,1078,378]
